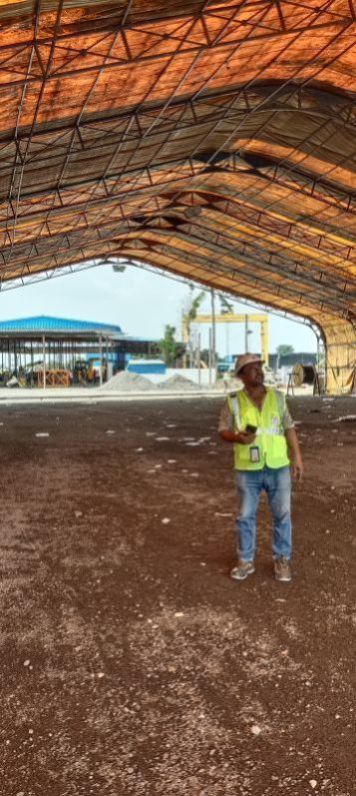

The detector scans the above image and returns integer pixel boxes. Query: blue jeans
[235,466,292,562]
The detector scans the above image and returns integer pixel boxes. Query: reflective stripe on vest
[227,388,290,471]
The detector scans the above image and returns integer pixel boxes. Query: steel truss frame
[0,0,354,391]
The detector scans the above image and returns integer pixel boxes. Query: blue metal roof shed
[0,317,157,384]
[0,315,123,337]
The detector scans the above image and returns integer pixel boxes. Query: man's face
[239,362,264,387]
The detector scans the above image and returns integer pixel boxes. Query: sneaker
[230,561,255,581]
[274,557,292,582]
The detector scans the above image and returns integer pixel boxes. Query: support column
[30,341,34,387]
[244,315,249,353]
[14,340,18,375]
[197,333,201,387]
[42,334,46,390]
[208,328,212,388]
[261,317,269,367]
[210,288,216,376]
[99,335,103,386]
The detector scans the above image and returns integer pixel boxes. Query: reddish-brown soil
[0,396,355,796]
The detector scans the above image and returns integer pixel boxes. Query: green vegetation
[159,325,185,367]
[276,344,295,356]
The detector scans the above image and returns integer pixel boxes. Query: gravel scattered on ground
[0,395,355,795]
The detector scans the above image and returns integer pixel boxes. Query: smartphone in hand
[245,424,257,434]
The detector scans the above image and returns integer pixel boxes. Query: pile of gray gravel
[158,374,199,391]
[100,371,158,392]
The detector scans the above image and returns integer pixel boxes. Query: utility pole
[211,288,216,375]
[197,333,201,387]
[244,315,249,353]
[208,328,212,388]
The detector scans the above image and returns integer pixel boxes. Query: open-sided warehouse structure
[0,1,355,392]
[0,315,155,384]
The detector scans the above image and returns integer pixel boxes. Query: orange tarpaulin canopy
[0,1,355,390]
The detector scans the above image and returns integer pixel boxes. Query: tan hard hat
[235,353,264,375]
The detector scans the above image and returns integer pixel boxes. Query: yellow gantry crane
[192,313,269,366]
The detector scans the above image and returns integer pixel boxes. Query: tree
[181,289,206,343]
[181,289,206,367]
[276,344,295,356]
[199,349,211,366]
[159,325,185,367]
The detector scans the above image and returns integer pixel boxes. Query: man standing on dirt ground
[218,353,304,583]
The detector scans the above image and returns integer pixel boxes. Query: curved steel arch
[0,0,355,391]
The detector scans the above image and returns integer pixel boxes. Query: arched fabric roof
[0,1,355,392]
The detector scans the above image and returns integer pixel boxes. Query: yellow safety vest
[227,388,290,471]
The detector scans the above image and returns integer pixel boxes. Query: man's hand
[292,455,304,481]
[235,430,256,445]
[219,428,256,444]
[285,428,304,481]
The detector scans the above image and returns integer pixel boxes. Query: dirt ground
[0,395,355,796]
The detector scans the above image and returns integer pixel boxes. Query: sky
[0,262,317,356]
